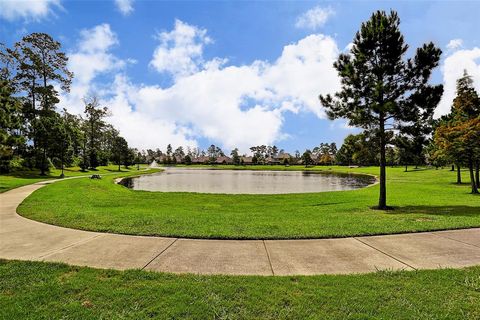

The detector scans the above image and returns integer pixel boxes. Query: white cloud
[61,24,125,114]
[0,0,60,21]
[446,38,463,51]
[295,6,335,30]
[150,19,214,77]
[61,21,341,152]
[435,47,480,118]
[114,0,133,16]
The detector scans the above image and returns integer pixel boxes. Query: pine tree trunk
[60,141,64,178]
[456,164,462,184]
[40,146,47,176]
[469,161,479,194]
[378,117,387,209]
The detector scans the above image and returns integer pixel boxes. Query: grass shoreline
[16,165,480,239]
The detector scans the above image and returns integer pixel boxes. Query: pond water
[119,168,376,194]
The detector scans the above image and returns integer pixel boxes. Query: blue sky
[1,0,480,153]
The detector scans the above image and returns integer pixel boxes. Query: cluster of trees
[249,145,280,162]
[320,10,479,207]
[0,33,135,174]
[432,72,480,194]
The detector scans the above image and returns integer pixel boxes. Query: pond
[119,168,376,194]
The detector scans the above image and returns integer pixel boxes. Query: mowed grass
[17,165,480,239]
[1,259,480,319]
[0,165,149,193]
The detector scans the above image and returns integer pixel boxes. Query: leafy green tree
[84,97,109,169]
[124,148,136,168]
[395,136,415,172]
[0,80,24,172]
[112,136,129,171]
[435,71,480,193]
[6,33,73,174]
[230,148,240,165]
[385,146,398,167]
[320,10,443,209]
[271,145,279,157]
[184,154,192,165]
[61,110,83,165]
[173,146,185,160]
[302,149,314,167]
[336,133,378,166]
[207,144,224,163]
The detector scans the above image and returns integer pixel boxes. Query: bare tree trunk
[40,146,47,176]
[456,164,462,184]
[405,165,408,172]
[469,160,479,194]
[378,116,387,209]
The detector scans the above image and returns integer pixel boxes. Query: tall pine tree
[320,11,443,209]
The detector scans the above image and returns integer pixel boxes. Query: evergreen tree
[0,80,24,172]
[320,10,443,209]
[230,148,240,165]
[83,97,109,169]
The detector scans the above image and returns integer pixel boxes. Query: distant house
[265,157,280,165]
[158,155,184,164]
[214,156,233,164]
[240,156,253,165]
[275,153,291,164]
[190,156,233,165]
[192,156,210,164]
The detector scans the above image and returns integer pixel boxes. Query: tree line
[0,33,137,175]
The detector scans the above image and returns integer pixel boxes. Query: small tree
[112,136,128,171]
[184,154,192,165]
[230,148,240,165]
[302,150,314,167]
[320,10,443,209]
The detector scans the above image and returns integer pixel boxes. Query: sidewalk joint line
[353,237,417,271]
[38,234,103,259]
[263,240,275,276]
[430,232,480,249]
[141,238,178,270]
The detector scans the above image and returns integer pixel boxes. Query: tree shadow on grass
[1,171,55,179]
[104,168,128,172]
[389,205,480,218]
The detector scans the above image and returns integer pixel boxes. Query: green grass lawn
[1,259,480,319]
[0,165,149,193]
[17,165,480,239]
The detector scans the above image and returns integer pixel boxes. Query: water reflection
[119,168,375,194]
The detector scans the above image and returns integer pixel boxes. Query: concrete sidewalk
[1,181,480,275]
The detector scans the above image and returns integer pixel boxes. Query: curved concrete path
[2,179,480,276]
